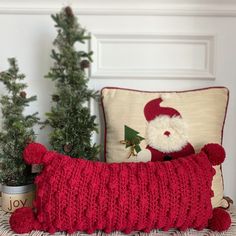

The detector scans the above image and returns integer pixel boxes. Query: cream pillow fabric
[101,87,229,208]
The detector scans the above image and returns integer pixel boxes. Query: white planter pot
[1,184,35,213]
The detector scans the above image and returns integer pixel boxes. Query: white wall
[0,0,236,202]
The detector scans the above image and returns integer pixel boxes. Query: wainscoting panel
[90,33,215,79]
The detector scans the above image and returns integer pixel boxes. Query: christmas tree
[120,125,145,158]
[0,58,39,186]
[45,6,99,160]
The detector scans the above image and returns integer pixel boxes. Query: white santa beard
[146,115,188,153]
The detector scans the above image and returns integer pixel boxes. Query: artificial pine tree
[45,6,99,160]
[0,58,39,186]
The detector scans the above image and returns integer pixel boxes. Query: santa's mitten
[136,149,152,162]
[10,207,40,233]
[201,143,225,166]
[208,207,231,231]
[23,142,53,165]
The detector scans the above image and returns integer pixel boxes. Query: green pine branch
[44,6,100,160]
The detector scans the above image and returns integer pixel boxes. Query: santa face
[146,115,188,153]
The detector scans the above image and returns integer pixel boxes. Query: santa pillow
[101,87,230,209]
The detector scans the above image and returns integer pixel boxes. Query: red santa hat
[144,98,181,122]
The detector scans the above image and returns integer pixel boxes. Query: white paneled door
[0,0,235,202]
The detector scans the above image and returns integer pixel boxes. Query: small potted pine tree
[0,58,39,212]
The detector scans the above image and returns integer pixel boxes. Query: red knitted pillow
[10,143,231,234]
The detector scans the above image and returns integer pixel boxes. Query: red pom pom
[208,208,231,232]
[201,143,225,166]
[10,207,36,233]
[23,142,47,165]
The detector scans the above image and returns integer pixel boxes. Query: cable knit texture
[10,143,231,234]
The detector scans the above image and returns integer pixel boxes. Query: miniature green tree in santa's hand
[0,58,39,186]
[120,125,145,158]
[44,6,99,160]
